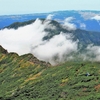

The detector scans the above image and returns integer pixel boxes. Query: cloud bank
[91,15,100,21]
[79,11,100,21]
[79,11,97,20]
[46,14,54,20]
[63,17,76,31]
[80,23,86,29]
[0,16,100,65]
[32,33,78,65]
[0,17,78,65]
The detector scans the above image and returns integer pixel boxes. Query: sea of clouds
[0,15,100,65]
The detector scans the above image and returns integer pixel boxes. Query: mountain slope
[1,10,100,32]
[0,46,100,100]
[4,19,100,46]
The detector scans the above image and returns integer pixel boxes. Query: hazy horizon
[0,10,100,16]
[0,0,100,15]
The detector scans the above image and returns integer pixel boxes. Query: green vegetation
[4,19,36,29]
[0,45,100,100]
[1,19,100,99]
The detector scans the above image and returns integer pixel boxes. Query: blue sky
[0,0,100,15]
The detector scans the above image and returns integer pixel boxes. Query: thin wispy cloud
[63,17,76,31]
[80,23,86,29]
[91,15,100,21]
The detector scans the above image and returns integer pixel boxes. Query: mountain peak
[20,53,51,66]
[0,45,8,54]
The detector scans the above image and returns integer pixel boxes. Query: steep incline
[0,46,100,100]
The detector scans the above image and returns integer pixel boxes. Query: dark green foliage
[74,29,100,46]
[4,19,46,29]
[4,19,36,29]
[0,47,100,99]
[0,45,8,54]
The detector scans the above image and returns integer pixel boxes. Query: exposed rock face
[20,53,51,66]
[0,45,8,54]
[0,45,51,67]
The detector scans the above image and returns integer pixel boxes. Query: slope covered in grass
[0,45,100,100]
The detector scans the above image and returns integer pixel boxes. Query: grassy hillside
[0,45,100,100]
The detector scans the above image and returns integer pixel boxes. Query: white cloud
[79,11,98,20]
[63,17,76,31]
[80,23,86,29]
[32,33,78,65]
[86,44,100,61]
[91,15,100,21]
[0,18,78,65]
[1,17,100,65]
[64,17,74,22]
[46,14,54,20]
[0,19,48,55]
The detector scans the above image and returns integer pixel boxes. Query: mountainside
[1,18,100,99]
[1,45,100,100]
[0,10,100,31]
[1,18,100,64]
[0,10,100,32]
[4,19,100,46]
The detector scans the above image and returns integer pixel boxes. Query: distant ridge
[4,18,100,47]
[0,45,50,66]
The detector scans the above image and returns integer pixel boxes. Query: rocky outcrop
[0,45,8,54]
[20,53,51,66]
